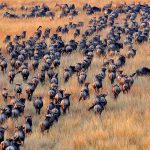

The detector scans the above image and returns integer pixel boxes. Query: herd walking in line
[0,1,150,150]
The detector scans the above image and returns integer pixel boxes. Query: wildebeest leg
[27,94,30,100]
[5,68,7,73]
[111,78,114,84]
[79,96,82,102]
[88,105,94,111]
[93,86,97,93]
[99,87,103,94]
[47,129,50,133]
[1,66,3,72]
[97,88,100,94]
[38,109,40,115]
[10,78,13,84]
[67,106,70,113]
[114,93,118,99]
[63,107,67,114]
[36,109,38,115]
[123,90,126,94]
[98,110,103,117]
[28,94,32,101]
[19,93,21,98]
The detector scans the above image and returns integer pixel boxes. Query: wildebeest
[13,126,25,144]
[88,94,107,115]
[93,75,103,93]
[108,70,116,84]
[2,88,8,104]
[0,126,8,142]
[23,116,32,134]
[11,98,25,119]
[8,68,19,84]
[33,96,43,115]
[39,114,55,133]
[112,84,121,99]
[60,93,71,114]
[0,58,7,73]
[0,2,149,149]
[38,69,45,84]
[14,84,22,97]
[25,82,35,101]
[102,1,112,11]
[79,83,90,101]
[132,67,150,77]
[78,70,87,85]
[4,35,11,43]
[21,67,29,81]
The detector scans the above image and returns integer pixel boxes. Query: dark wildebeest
[25,82,35,101]
[13,126,25,144]
[39,114,55,133]
[14,84,22,98]
[79,83,90,101]
[2,88,8,104]
[0,126,8,143]
[33,96,43,115]
[112,84,121,99]
[88,94,107,115]
[93,75,103,93]
[0,58,7,73]
[23,116,32,134]
[60,93,71,114]
[131,67,150,77]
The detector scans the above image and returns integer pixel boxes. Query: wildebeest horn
[37,26,42,30]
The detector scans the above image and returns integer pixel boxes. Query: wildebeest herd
[0,1,150,150]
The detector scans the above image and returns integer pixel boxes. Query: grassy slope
[0,0,150,150]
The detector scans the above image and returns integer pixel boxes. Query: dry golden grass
[0,0,150,150]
